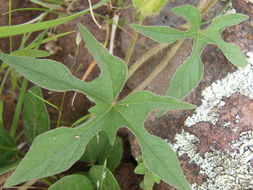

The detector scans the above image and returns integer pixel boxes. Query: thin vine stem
[10,78,28,138]
[124,16,144,65]
[127,43,169,79]
[56,92,66,128]
[134,40,184,91]
[8,0,12,52]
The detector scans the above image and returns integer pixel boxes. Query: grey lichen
[171,130,253,189]
[169,52,253,189]
[185,52,253,127]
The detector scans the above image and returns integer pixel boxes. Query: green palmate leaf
[49,174,94,190]
[89,165,120,190]
[0,0,109,38]
[1,25,194,190]
[131,5,249,99]
[132,0,167,18]
[23,86,50,144]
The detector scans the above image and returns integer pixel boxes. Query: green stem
[10,78,28,138]
[0,99,4,128]
[134,40,184,91]
[9,0,12,52]
[0,67,11,95]
[124,16,144,64]
[127,43,169,79]
[56,92,66,128]
[14,131,24,143]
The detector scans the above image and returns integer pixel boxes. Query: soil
[0,0,252,190]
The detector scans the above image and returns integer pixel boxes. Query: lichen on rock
[171,130,253,189]
[169,53,253,189]
[185,52,253,127]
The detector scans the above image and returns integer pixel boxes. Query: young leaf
[132,0,167,18]
[98,137,123,171]
[23,86,50,144]
[0,100,17,167]
[11,49,51,58]
[135,157,161,190]
[80,131,123,171]
[49,174,94,190]
[1,25,194,190]
[89,165,120,190]
[131,5,249,99]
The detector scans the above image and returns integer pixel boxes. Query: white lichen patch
[169,52,253,189]
[170,130,253,189]
[185,52,253,127]
[225,2,236,14]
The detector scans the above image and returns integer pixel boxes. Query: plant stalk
[134,40,184,91]
[124,16,143,64]
[10,78,28,138]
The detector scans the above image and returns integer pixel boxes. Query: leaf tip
[171,4,198,14]
[129,24,140,30]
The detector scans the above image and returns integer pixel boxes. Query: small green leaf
[143,173,155,190]
[98,137,123,171]
[11,48,51,57]
[0,127,17,167]
[80,132,123,171]
[131,5,249,99]
[89,165,120,190]
[132,0,167,18]
[135,157,161,190]
[23,86,50,144]
[80,132,110,165]
[49,174,94,190]
[134,162,149,174]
